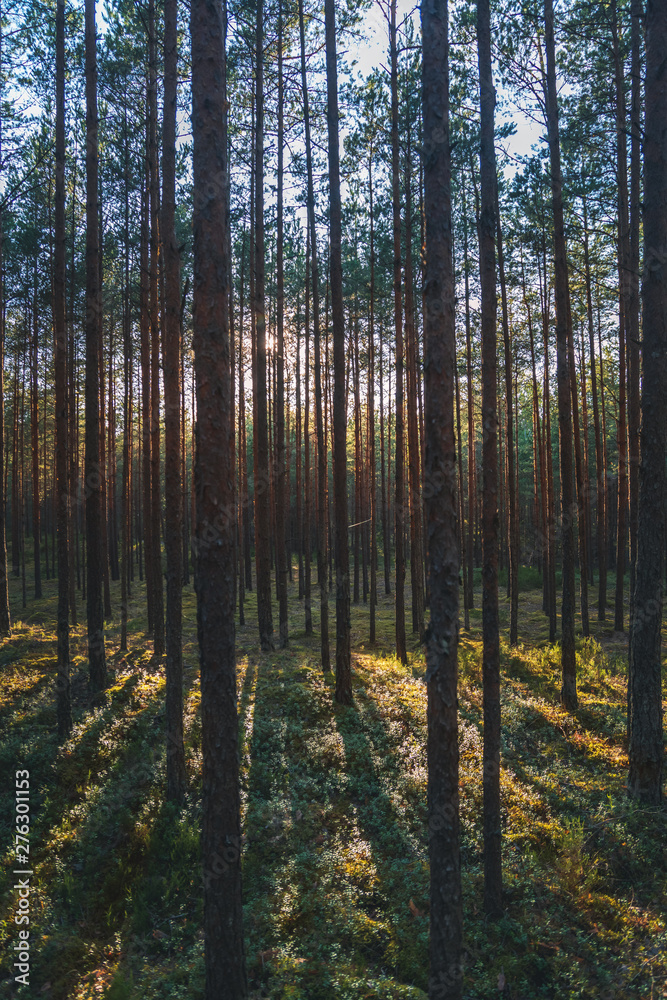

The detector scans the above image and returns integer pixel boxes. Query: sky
[345,0,545,170]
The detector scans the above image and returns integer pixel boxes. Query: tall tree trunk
[140,168,154,634]
[390,0,407,665]
[626,0,642,724]
[162,0,186,800]
[369,154,377,644]
[612,0,629,635]
[84,0,106,691]
[579,320,593,588]
[463,184,476,611]
[55,0,71,735]
[525,283,548,614]
[568,295,590,637]
[311,198,330,663]
[296,290,303,600]
[627,0,665,806]
[120,245,131,651]
[545,0,577,710]
[31,286,41,600]
[0,3,9,635]
[66,156,78,617]
[379,320,390,594]
[238,234,247,625]
[325,0,351,703]
[191,0,248,991]
[253,0,274,650]
[422,0,463,988]
[353,306,361,606]
[303,241,313,634]
[299,0,329,667]
[20,355,26,609]
[583,190,606,620]
[597,296,611,586]
[11,353,20,580]
[541,258,557,641]
[148,0,164,655]
[404,121,424,639]
[181,296,190,587]
[477,0,502,918]
[496,208,518,645]
[108,325,119,583]
[455,347,469,631]
[98,199,111,620]
[274,2,289,648]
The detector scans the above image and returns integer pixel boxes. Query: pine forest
[0,0,665,996]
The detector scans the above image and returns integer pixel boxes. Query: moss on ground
[0,567,665,999]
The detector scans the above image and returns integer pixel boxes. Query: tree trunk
[612,0,629,635]
[120,197,131,651]
[31,285,41,601]
[568,295,590,637]
[296,290,303,600]
[496,208,518,645]
[422,0,463,988]
[55,0,71,735]
[369,155,377,645]
[597,296,612,588]
[353,307,361,606]
[579,319,593,588]
[390,0,407,665]
[253,0,274,651]
[191,0,248,990]
[148,0,164,654]
[298,0,329,665]
[524,277,548,622]
[68,173,78,620]
[325,0,351,703]
[379,320,390,595]
[275,2,289,649]
[455,351,469,631]
[477,0,502,918]
[84,0,106,692]
[404,121,424,639]
[20,356,26,609]
[162,0,186,801]
[627,0,665,806]
[238,234,247,626]
[0,5,9,636]
[626,0,642,725]
[463,184,476,611]
[545,0,577,710]
[583,191,606,620]
[140,168,154,635]
[303,241,313,634]
[98,196,111,621]
[541,261,557,641]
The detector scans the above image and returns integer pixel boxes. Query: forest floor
[0,565,665,1000]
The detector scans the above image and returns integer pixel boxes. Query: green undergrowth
[0,568,665,1000]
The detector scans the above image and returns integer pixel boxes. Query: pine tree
[477,0,502,919]
[544,0,577,711]
[627,0,665,806]
[191,0,247,989]
[84,0,106,693]
[326,0,352,704]
[422,0,463,990]
[54,0,71,736]
[162,0,186,801]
